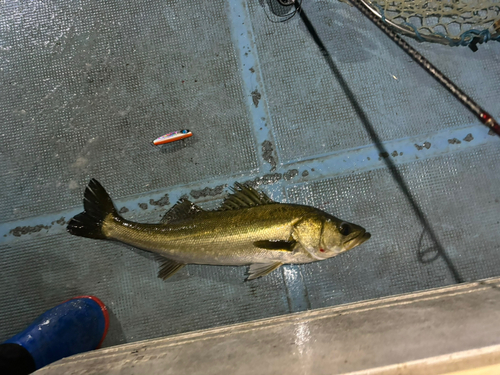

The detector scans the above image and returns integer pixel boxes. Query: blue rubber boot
[3,296,109,371]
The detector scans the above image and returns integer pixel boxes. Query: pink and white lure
[151,129,193,146]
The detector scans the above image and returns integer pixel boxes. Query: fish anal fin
[253,240,296,252]
[161,199,204,224]
[218,182,275,211]
[157,257,185,280]
[247,262,282,281]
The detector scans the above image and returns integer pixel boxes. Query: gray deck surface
[0,0,499,347]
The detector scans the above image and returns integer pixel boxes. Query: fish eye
[339,223,351,236]
[182,129,189,133]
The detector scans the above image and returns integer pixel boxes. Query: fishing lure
[151,129,193,146]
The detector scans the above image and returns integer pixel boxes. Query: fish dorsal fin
[218,182,275,211]
[161,199,204,224]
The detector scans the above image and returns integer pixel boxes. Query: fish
[67,179,370,280]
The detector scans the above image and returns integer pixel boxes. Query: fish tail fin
[67,179,118,240]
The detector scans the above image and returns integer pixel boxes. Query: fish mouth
[345,231,371,250]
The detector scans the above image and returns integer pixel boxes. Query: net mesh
[266,0,500,46]
[366,0,500,45]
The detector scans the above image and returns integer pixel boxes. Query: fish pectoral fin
[247,262,282,281]
[253,240,296,252]
[157,258,185,280]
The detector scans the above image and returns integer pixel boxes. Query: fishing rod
[278,0,500,136]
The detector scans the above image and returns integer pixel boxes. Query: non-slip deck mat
[0,0,499,347]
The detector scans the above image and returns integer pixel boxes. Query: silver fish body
[67,179,370,280]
